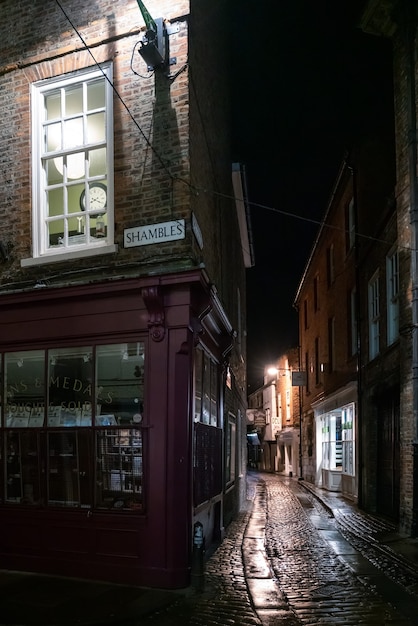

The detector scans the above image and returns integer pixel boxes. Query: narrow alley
[147,472,418,625]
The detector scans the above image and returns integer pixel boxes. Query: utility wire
[54,0,412,256]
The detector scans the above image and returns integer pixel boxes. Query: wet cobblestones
[264,474,417,624]
[144,473,418,625]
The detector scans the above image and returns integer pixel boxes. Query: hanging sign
[292,371,307,387]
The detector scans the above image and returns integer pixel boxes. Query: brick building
[247,349,300,476]
[360,0,418,534]
[294,158,360,499]
[294,128,396,504]
[0,0,253,587]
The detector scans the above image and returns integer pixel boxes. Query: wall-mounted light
[136,1,178,73]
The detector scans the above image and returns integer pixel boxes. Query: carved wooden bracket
[141,286,165,342]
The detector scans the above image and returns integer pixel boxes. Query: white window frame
[368,272,380,360]
[23,64,116,267]
[386,248,399,346]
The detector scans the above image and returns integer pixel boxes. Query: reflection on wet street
[146,472,418,625]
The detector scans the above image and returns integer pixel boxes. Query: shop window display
[1,342,145,511]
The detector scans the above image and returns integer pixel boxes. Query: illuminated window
[322,412,342,471]
[28,64,114,263]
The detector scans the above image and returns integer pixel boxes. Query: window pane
[87,79,105,110]
[65,85,83,115]
[88,147,106,177]
[46,121,61,151]
[46,92,61,120]
[96,429,143,511]
[5,351,45,427]
[210,360,217,426]
[96,343,145,426]
[63,117,83,149]
[47,188,64,217]
[47,430,90,507]
[6,431,41,505]
[194,349,203,422]
[202,353,210,425]
[87,112,105,144]
[67,152,86,181]
[48,219,65,248]
[46,157,63,185]
[48,347,93,427]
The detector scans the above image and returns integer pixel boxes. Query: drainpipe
[348,160,363,508]
[405,0,418,536]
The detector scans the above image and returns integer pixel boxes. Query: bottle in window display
[95,215,105,237]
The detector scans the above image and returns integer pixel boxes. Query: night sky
[229,0,394,391]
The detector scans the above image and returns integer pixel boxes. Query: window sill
[21,244,118,267]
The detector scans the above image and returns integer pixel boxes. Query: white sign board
[124,219,185,248]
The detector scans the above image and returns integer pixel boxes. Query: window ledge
[21,244,118,267]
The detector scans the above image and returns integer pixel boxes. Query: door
[377,389,400,521]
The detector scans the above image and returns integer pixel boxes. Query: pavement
[1,472,418,626]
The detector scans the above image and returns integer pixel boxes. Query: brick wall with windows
[0,0,251,587]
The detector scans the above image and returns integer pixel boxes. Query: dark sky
[229,0,394,391]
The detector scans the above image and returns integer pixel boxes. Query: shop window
[47,430,91,507]
[225,414,236,484]
[322,412,342,471]
[6,431,41,505]
[342,404,355,476]
[96,429,143,511]
[96,342,145,426]
[1,342,145,512]
[26,64,114,265]
[48,347,93,427]
[5,351,45,427]
[193,348,219,427]
[193,423,222,506]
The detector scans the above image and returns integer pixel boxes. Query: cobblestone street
[145,472,418,625]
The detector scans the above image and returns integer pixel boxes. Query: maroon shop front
[0,270,230,588]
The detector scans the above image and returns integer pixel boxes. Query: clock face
[80,183,107,211]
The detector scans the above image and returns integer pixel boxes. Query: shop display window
[96,429,143,511]
[1,341,145,511]
[6,431,41,504]
[48,347,93,427]
[193,347,219,427]
[47,430,91,507]
[5,351,45,428]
